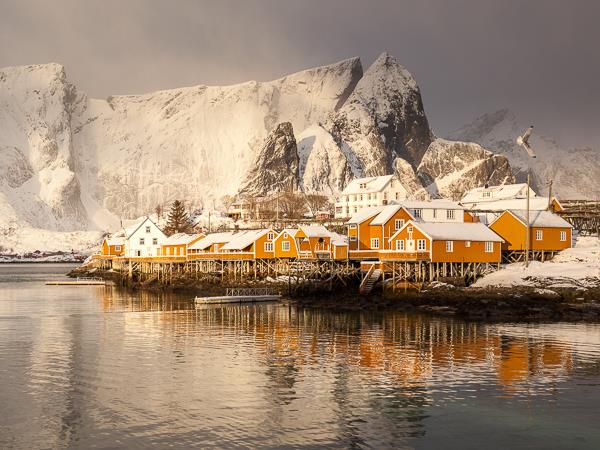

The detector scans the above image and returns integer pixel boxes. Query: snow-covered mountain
[0,53,515,252]
[448,109,600,199]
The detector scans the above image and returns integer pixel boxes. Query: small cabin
[274,229,300,259]
[368,205,415,251]
[295,225,332,259]
[160,233,205,258]
[384,221,503,263]
[100,237,125,256]
[346,206,385,259]
[220,229,276,259]
[489,210,572,252]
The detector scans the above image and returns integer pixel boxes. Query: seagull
[516,126,536,158]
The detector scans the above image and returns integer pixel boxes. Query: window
[354,207,358,213]
[264,242,274,252]
[446,241,454,252]
[414,209,422,218]
[536,230,543,241]
[268,232,274,241]
[417,239,427,251]
[359,194,363,201]
[464,241,471,248]
[432,209,437,219]
[349,236,357,242]
[115,245,121,251]
[139,238,145,245]
[485,241,494,253]
[394,219,405,230]
[395,192,400,200]
[482,191,491,198]
[396,240,405,251]
[407,226,413,233]
[153,238,158,245]
[282,241,291,251]
[145,226,151,233]
[371,238,380,249]
[447,209,455,220]
[560,231,567,241]
[136,250,141,257]
[283,232,288,238]
[360,183,366,189]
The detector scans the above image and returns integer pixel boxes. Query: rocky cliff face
[448,109,600,199]
[239,122,299,196]
[417,139,515,200]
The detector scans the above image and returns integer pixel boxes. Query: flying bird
[516,126,536,158]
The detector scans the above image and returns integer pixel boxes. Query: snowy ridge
[449,109,600,199]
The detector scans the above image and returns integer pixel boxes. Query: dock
[46,277,106,286]
[195,288,281,304]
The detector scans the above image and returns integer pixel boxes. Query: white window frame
[115,245,121,251]
[535,230,543,241]
[349,236,357,242]
[370,238,380,249]
[414,209,422,219]
[152,238,158,245]
[396,239,405,251]
[267,232,274,241]
[394,219,404,230]
[464,241,471,248]
[417,239,426,251]
[560,231,567,241]
[447,209,455,220]
[349,224,357,229]
[139,238,145,245]
[282,241,291,251]
[145,226,151,233]
[264,242,274,252]
[485,241,494,253]
[446,241,454,253]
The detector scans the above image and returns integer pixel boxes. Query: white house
[461,183,537,206]
[124,217,167,257]
[334,175,413,219]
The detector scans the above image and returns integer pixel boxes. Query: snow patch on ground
[473,236,600,289]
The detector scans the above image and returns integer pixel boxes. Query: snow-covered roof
[395,199,464,210]
[221,229,271,251]
[346,206,385,224]
[275,228,298,240]
[124,216,165,239]
[299,225,331,238]
[505,210,572,228]
[462,197,559,212]
[188,232,235,250]
[402,221,504,242]
[461,183,535,204]
[163,233,204,245]
[341,175,395,195]
[370,205,413,226]
[106,237,125,246]
[329,232,348,246]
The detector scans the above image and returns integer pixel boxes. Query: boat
[45,277,107,286]
[194,287,281,304]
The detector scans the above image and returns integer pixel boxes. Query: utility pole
[547,179,553,210]
[525,171,530,268]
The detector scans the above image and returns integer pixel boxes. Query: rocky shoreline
[69,265,600,322]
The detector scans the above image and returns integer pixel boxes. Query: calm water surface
[1,264,600,449]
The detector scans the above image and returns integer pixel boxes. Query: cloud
[0,0,599,146]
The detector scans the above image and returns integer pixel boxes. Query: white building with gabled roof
[334,175,411,219]
[461,183,537,205]
[124,217,167,257]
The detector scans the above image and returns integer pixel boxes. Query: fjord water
[1,265,600,449]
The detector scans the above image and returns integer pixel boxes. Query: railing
[225,287,275,296]
[379,251,430,261]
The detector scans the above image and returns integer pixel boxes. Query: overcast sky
[1,0,599,146]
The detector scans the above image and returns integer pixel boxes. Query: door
[407,239,415,252]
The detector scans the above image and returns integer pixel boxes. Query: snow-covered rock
[239,122,299,196]
[448,109,600,199]
[417,138,514,199]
